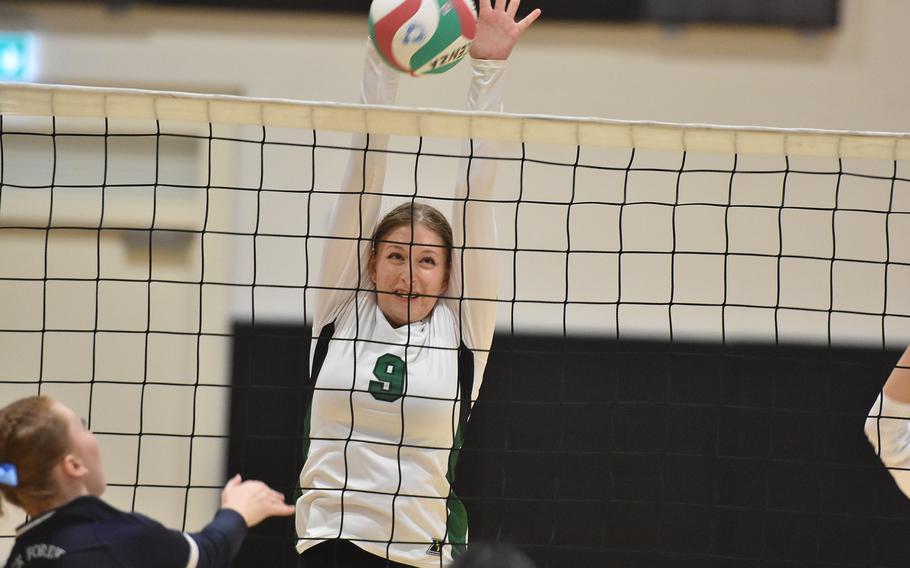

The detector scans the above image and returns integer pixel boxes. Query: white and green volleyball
[369,0,477,77]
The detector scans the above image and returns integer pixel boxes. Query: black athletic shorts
[298,540,414,568]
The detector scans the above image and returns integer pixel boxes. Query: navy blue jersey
[5,496,247,568]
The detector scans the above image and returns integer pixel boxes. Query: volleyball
[369,0,477,77]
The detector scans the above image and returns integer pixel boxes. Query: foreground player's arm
[109,508,245,568]
[865,345,910,497]
[314,41,400,329]
[449,0,540,381]
[187,475,295,567]
[105,477,292,568]
[183,509,248,568]
[188,475,294,567]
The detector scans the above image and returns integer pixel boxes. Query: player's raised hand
[470,0,541,60]
[220,474,295,527]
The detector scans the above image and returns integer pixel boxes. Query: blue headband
[0,463,18,488]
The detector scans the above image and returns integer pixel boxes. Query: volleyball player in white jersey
[865,345,910,498]
[295,2,540,567]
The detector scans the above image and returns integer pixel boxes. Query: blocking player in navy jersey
[295,1,540,567]
[0,395,294,568]
[865,345,910,497]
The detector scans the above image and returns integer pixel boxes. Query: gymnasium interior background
[1,1,909,566]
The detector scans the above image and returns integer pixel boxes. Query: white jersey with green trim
[295,42,503,567]
[297,290,469,567]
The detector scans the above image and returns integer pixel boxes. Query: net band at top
[1,81,908,160]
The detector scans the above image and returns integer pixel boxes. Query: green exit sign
[0,33,36,82]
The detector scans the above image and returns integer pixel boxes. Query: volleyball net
[1,82,909,566]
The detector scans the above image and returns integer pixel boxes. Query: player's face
[54,401,107,497]
[369,223,450,327]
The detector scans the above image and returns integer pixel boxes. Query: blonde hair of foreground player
[0,395,294,568]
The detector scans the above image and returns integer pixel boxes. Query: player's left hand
[470,0,541,60]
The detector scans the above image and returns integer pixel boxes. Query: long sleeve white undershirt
[314,41,503,359]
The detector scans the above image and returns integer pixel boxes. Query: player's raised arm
[865,345,910,497]
[449,0,540,359]
[313,41,401,329]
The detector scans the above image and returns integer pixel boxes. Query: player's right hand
[220,474,295,527]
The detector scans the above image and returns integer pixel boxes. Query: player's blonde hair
[0,396,72,516]
[371,202,454,266]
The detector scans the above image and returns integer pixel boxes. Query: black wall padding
[228,324,907,567]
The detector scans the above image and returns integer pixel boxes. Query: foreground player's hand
[470,0,541,60]
[220,474,295,527]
